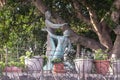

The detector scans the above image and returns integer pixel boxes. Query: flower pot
[94,60,110,75]
[53,63,66,73]
[74,59,93,73]
[25,56,43,72]
[4,66,22,72]
[111,60,120,74]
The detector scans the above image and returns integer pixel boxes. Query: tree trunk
[111,0,120,24]
[110,0,120,58]
[72,0,113,50]
[85,1,113,50]
[111,26,120,58]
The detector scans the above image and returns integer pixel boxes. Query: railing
[0,55,120,80]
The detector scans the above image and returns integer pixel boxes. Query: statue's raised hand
[62,23,68,26]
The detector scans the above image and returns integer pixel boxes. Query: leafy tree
[0,0,46,61]
[33,0,120,58]
[1,0,120,59]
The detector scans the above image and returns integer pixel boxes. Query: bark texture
[111,26,120,58]
[0,0,6,8]
[110,0,120,58]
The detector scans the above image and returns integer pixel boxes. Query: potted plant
[94,49,110,75]
[4,61,23,72]
[24,51,43,72]
[52,58,66,73]
[74,49,93,73]
[110,54,120,74]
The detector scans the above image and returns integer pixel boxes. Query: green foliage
[7,61,25,69]
[51,58,63,64]
[0,61,25,71]
[0,61,5,76]
[94,49,108,60]
[0,0,116,63]
[87,0,113,19]
[75,48,93,59]
[19,55,25,64]
[42,55,48,66]
[0,0,46,61]
[43,0,114,42]
[25,51,34,58]
[19,51,34,64]
[0,61,5,71]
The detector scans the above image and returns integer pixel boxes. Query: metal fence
[0,55,120,80]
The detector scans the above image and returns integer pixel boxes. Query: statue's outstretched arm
[45,20,67,29]
[42,27,58,39]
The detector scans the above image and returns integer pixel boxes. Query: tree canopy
[0,0,120,59]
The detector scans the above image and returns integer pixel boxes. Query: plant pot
[53,63,66,73]
[4,66,22,72]
[111,60,120,74]
[25,56,43,72]
[94,60,110,75]
[74,59,93,73]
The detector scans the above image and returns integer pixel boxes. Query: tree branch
[81,0,113,49]
[82,0,101,33]
[32,0,105,50]
[32,0,48,14]
[71,0,91,25]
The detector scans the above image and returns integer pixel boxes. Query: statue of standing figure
[43,11,72,71]
[45,11,67,29]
